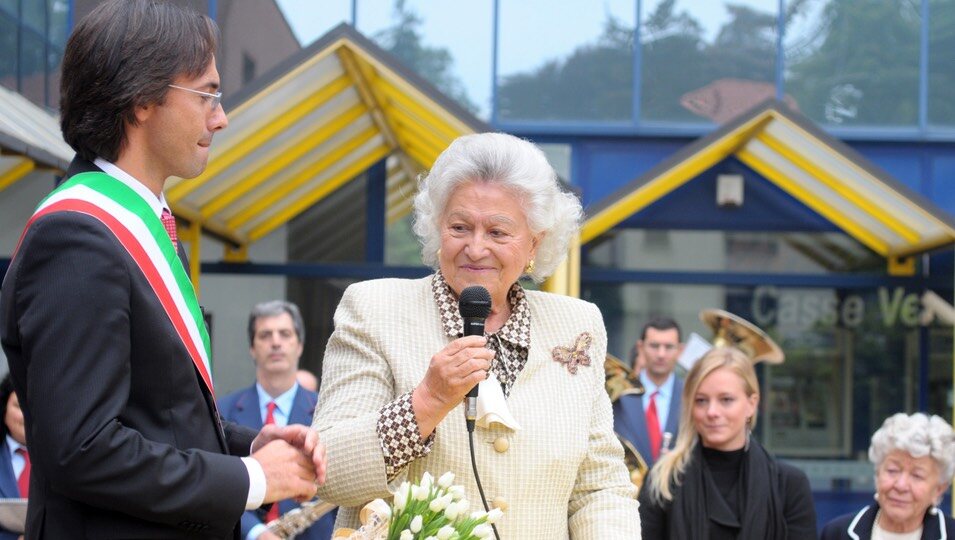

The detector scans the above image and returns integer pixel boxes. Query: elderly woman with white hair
[820,413,955,539]
[313,133,640,538]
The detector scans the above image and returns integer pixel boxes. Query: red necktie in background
[161,209,178,250]
[264,402,278,523]
[646,391,662,461]
[16,448,29,498]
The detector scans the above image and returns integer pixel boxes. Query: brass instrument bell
[700,308,784,364]
[603,353,650,491]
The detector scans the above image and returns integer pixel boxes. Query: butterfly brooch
[551,332,593,375]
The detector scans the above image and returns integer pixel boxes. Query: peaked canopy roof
[164,23,489,249]
[0,84,73,193]
[582,100,955,268]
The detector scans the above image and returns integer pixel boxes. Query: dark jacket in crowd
[820,504,955,540]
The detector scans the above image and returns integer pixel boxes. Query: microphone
[459,285,491,431]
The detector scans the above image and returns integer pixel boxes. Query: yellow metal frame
[0,159,35,193]
[226,125,381,229]
[754,132,921,244]
[736,148,890,256]
[201,102,368,217]
[248,144,391,242]
[582,113,772,244]
[166,74,353,203]
[542,234,581,298]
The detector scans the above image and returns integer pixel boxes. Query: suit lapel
[664,377,683,436]
[234,386,264,430]
[0,440,19,498]
[288,388,317,426]
[612,395,654,462]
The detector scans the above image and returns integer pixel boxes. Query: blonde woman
[637,347,816,539]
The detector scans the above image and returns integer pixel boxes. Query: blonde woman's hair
[646,347,760,503]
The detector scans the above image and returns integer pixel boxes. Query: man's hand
[252,438,318,504]
[252,424,326,487]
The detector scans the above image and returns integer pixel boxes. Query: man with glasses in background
[613,317,685,469]
[0,1,324,538]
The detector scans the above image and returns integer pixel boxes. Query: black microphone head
[459,285,491,319]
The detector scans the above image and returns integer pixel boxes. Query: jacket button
[493,437,509,453]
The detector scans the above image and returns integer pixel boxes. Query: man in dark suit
[0,375,25,540]
[0,2,325,538]
[613,317,685,469]
[219,301,336,540]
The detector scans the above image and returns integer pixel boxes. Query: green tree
[373,0,477,113]
[786,0,920,125]
[497,15,633,121]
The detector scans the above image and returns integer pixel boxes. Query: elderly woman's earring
[436,248,441,259]
[525,259,535,274]
[873,492,879,501]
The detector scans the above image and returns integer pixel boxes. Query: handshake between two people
[250,424,327,505]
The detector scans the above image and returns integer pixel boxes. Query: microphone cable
[467,417,501,540]
[459,286,500,540]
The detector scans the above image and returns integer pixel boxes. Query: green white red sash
[12,172,214,395]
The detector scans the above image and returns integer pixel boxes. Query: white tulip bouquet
[334,472,503,540]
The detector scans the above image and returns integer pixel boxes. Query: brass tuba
[699,308,784,365]
[604,353,651,491]
[267,499,337,539]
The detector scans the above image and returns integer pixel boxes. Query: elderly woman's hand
[411,335,495,438]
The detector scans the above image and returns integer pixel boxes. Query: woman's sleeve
[567,302,642,538]
[780,462,818,538]
[312,284,409,507]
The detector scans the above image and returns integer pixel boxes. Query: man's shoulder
[216,384,257,412]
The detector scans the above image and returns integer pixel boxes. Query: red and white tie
[161,208,178,250]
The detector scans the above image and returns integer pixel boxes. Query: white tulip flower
[400,530,413,540]
[437,471,455,489]
[420,471,434,492]
[436,525,456,540]
[443,501,461,521]
[429,493,453,512]
[473,524,493,538]
[486,507,504,524]
[394,482,411,512]
[449,485,466,501]
[410,515,423,533]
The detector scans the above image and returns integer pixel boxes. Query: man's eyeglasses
[167,84,222,110]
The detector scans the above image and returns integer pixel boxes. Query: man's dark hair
[60,0,219,162]
[640,316,682,342]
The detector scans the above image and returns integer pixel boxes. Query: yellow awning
[582,101,955,268]
[164,23,489,252]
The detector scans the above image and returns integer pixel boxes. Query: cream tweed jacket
[313,276,640,538]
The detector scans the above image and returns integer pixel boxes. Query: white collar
[93,157,168,218]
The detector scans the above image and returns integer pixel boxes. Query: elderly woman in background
[638,347,817,539]
[313,132,640,538]
[820,413,954,539]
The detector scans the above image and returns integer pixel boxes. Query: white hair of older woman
[412,132,583,282]
[868,412,955,482]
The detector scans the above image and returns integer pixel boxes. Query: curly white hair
[412,132,583,282]
[869,412,955,483]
